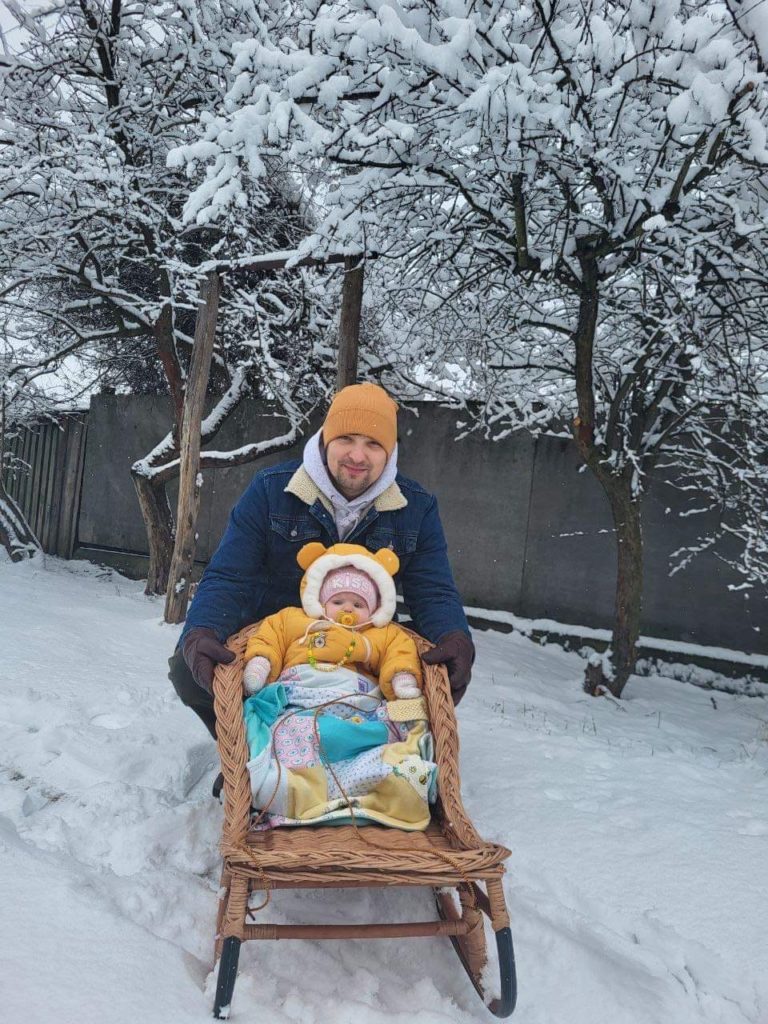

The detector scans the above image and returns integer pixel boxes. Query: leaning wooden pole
[164,271,221,624]
[336,256,364,389]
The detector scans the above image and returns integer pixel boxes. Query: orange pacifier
[338,611,358,626]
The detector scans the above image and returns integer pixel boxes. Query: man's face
[326,433,388,499]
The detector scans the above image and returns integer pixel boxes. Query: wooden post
[164,271,221,623]
[336,256,364,389]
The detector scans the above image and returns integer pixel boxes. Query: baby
[242,542,422,700]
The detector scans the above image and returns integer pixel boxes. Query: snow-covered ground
[1,556,766,1024]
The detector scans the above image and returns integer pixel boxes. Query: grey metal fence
[2,415,88,557]
[75,395,767,655]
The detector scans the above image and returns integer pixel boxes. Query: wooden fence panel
[1,415,87,558]
[39,425,59,550]
[57,419,87,559]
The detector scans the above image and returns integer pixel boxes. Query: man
[170,382,475,743]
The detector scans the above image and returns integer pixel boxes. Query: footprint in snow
[90,712,132,730]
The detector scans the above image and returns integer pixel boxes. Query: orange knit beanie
[322,383,398,455]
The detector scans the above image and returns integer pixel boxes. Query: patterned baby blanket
[243,664,438,830]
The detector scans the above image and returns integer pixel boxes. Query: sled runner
[211,624,517,1018]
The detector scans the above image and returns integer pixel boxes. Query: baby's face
[324,592,371,625]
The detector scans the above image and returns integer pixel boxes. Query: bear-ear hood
[297,542,399,627]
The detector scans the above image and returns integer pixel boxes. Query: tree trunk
[165,272,221,623]
[132,471,175,595]
[0,476,41,562]
[584,475,643,698]
[570,250,644,698]
[336,256,364,389]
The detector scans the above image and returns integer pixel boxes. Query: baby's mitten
[243,656,271,695]
[392,671,421,699]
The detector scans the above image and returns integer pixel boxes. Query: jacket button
[291,529,297,537]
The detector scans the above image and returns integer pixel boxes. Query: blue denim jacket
[182,459,469,645]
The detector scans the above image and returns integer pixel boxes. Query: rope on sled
[239,688,478,914]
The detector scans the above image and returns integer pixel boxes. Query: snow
[2,555,767,1023]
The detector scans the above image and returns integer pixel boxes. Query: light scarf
[302,429,399,540]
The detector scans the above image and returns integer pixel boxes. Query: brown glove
[421,630,475,705]
[181,627,235,695]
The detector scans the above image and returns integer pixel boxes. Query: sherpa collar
[284,465,408,515]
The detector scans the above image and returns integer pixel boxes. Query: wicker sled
[211,624,517,1018]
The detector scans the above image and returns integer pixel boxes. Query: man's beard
[331,464,373,498]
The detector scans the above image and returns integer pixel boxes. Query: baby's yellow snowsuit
[243,542,422,700]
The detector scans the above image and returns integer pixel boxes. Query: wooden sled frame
[211,624,517,1018]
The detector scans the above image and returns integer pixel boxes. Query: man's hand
[421,630,475,705]
[181,627,235,695]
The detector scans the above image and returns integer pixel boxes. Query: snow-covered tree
[0,0,337,595]
[0,338,42,562]
[177,0,768,694]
